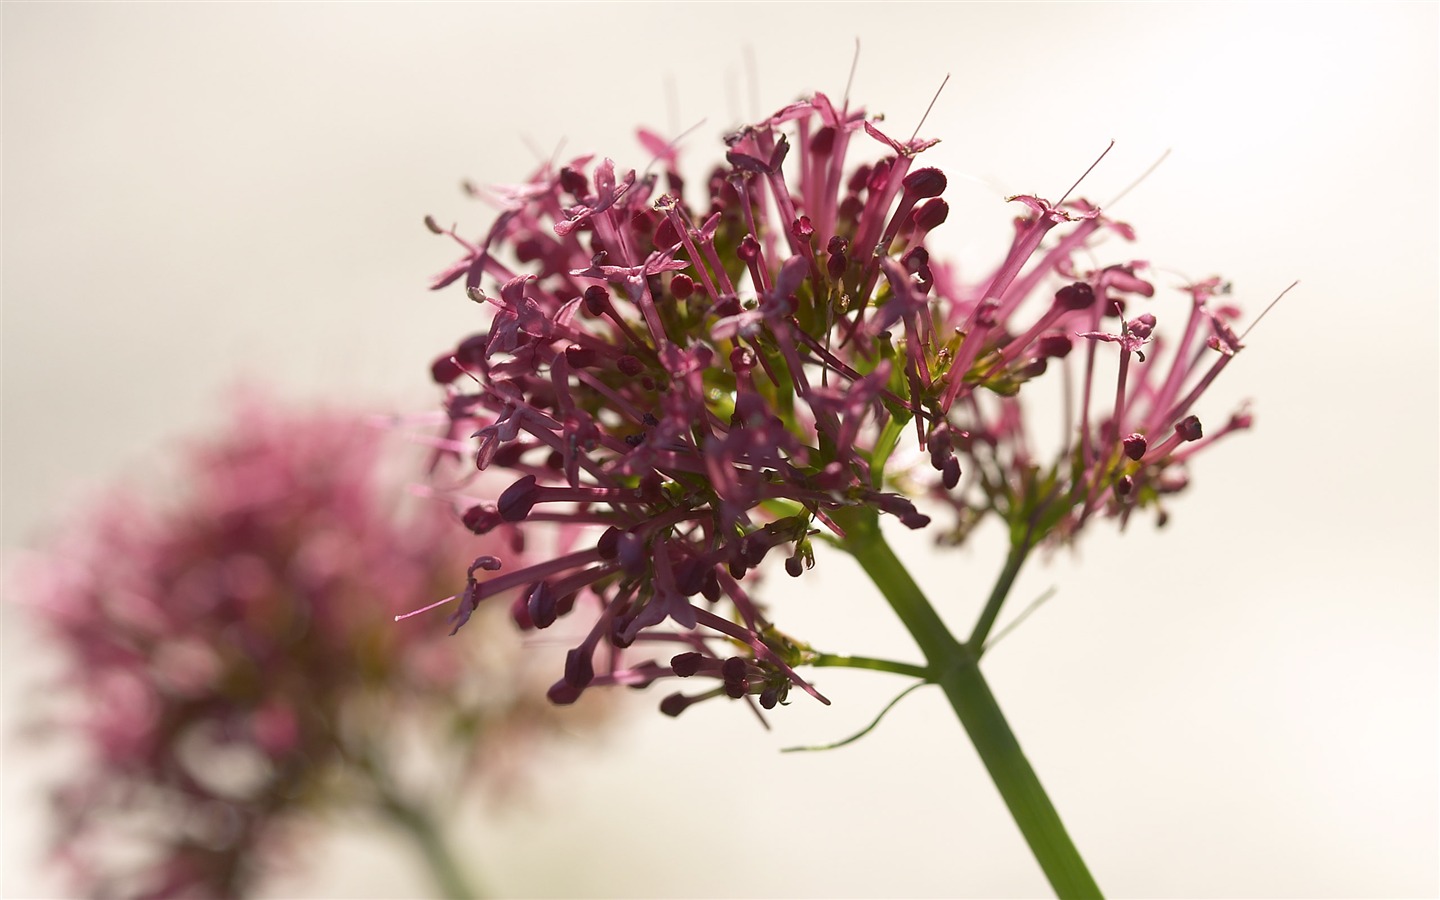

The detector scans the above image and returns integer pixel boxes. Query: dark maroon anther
[462,504,503,535]
[617,355,644,376]
[913,197,949,231]
[902,167,947,198]
[430,354,463,384]
[629,209,656,238]
[671,652,704,677]
[497,474,539,522]
[515,238,544,264]
[583,285,611,316]
[701,570,721,603]
[1036,333,1074,359]
[527,582,558,629]
[847,164,872,193]
[1115,474,1135,497]
[791,216,814,241]
[1105,297,1126,318]
[642,412,660,427]
[837,195,864,223]
[1123,433,1148,461]
[1056,282,1096,311]
[1175,415,1204,442]
[564,646,595,689]
[659,693,691,717]
[558,166,589,197]
[809,126,836,154]
[670,273,694,300]
[785,556,803,577]
[624,433,645,447]
[943,457,962,489]
[556,591,577,618]
[564,345,598,368]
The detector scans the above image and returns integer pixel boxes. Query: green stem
[831,507,1101,899]
[378,790,480,900]
[968,536,1032,655]
[811,652,930,680]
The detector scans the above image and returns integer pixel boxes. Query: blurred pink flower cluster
[20,396,597,898]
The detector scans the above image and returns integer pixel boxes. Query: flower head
[18,394,595,898]
[422,91,1254,716]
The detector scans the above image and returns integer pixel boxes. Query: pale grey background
[4,3,1437,898]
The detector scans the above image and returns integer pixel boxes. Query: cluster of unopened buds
[414,88,1258,721]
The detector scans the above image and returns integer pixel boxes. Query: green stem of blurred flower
[830,506,1103,900]
[378,789,480,900]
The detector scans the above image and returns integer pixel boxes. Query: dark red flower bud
[653,217,682,250]
[1036,333,1074,359]
[527,582,558,629]
[617,355,644,376]
[671,652,704,677]
[1175,415,1204,442]
[1123,433,1148,460]
[1056,282,1096,310]
[659,693,693,717]
[583,285,612,316]
[902,167,947,199]
[913,198,949,231]
[462,504,502,535]
[558,166,589,197]
[564,646,594,689]
[564,345,598,368]
[431,354,464,384]
[497,474,539,522]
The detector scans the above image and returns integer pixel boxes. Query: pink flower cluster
[21,397,587,898]
[422,91,1253,717]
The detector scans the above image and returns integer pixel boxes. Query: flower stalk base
[833,507,1102,899]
